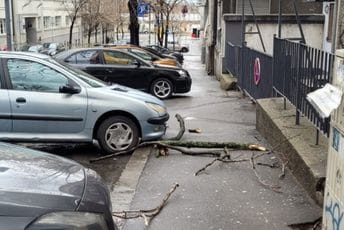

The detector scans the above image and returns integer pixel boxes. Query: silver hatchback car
[0,52,169,154]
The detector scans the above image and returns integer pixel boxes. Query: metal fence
[225,42,240,77]
[241,46,273,99]
[273,37,333,136]
[225,37,334,137]
[225,42,273,100]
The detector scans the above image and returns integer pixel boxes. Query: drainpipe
[212,0,217,46]
[331,0,339,53]
[208,0,217,75]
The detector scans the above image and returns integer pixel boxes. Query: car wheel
[97,116,139,154]
[150,78,173,99]
[181,47,188,53]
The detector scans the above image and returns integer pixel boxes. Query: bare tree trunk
[94,24,99,43]
[87,26,92,45]
[128,0,139,45]
[69,15,77,49]
[164,13,170,48]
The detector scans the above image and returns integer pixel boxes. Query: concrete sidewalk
[111,47,322,229]
[256,98,328,204]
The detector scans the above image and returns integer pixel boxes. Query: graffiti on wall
[325,192,344,230]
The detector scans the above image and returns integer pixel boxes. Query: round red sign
[253,57,261,85]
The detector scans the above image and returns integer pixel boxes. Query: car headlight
[26,211,108,230]
[177,70,187,78]
[146,102,167,116]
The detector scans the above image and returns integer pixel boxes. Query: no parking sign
[253,57,261,85]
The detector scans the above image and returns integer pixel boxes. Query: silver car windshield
[49,59,107,88]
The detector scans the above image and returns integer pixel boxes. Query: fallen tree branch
[279,160,289,179]
[252,167,282,193]
[250,152,282,193]
[113,183,179,226]
[195,151,282,193]
[168,114,185,141]
[194,158,219,176]
[155,141,267,151]
[90,141,267,163]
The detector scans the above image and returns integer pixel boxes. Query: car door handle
[106,69,114,73]
[16,97,26,103]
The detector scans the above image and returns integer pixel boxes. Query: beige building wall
[0,0,83,50]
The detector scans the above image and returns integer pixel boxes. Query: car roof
[103,44,138,49]
[55,47,138,58]
[55,47,153,66]
[0,51,51,59]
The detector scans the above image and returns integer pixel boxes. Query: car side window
[7,59,69,93]
[66,50,100,64]
[103,51,136,65]
[130,49,153,61]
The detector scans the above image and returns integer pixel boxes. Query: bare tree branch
[113,183,179,226]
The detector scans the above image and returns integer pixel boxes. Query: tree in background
[128,0,140,45]
[147,0,183,47]
[62,0,89,49]
[162,0,182,48]
[81,0,101,45]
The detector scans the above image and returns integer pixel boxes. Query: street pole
[278,0,281,38]
[149,5,151,45]
[5,0,13,50]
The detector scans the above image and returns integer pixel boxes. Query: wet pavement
[116,40,322,230]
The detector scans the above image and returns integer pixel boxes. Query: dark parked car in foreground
[55,48,192,99]
[0,52,168,154]
[0,142,117,230]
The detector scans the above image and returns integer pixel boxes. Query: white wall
[245,23,323,55]
[8,0,83,49]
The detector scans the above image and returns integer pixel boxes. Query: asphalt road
[119,40,322,230]
[18,38,322,230]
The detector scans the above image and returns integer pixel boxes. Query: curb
[256,97,327,204]
[219,72,237,91]
[110,147,151,229]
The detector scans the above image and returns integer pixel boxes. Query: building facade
[203,0,332,78]
[1,0,83,50]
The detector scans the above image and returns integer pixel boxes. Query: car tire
[181,47,188,53]
[150,78,173,99]
[97,116,139,154]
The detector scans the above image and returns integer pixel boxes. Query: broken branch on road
[113,183,179,226]
[90,114,284,193]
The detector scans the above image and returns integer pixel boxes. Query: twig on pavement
[113,183,179,226]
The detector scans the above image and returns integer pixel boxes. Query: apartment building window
[0,19,6,34]
[65,16,70,26]
[37,17,41,30]
[50,17,55,27]
[55,16,61,27]
[43,16,50,28]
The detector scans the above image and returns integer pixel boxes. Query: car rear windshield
[49,59,106,88]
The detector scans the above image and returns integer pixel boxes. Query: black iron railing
[225,42,240,77]
[225,37,333,137]
[273,37,333,136]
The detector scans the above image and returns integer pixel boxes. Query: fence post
[241,42,247,96]
[295,42,302,125]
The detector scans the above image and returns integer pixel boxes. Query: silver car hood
[0,142,85,218]
[108,84,164,104]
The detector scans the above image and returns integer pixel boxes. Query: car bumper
[141,114,169,141]
[174,77,192,94]
[148,113,170,125]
